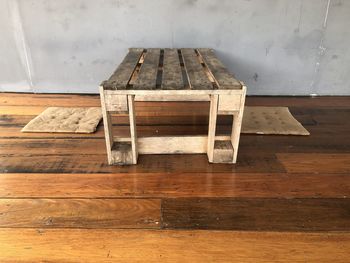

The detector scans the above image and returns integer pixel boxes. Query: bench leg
[128,95,138,164]
[207,94,219,162]
[100,88,138,165]
[209,86,246,164]
[99,86,114,165]
[230,86,246,163]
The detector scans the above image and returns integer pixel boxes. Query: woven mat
[21,107,102,133]
[21,106,309,135]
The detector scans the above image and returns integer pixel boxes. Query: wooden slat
[133,49,160,90]
[161,49,184,89]
[181,49,213,90]
[1,173,349,198]
[0,229,349,262]
[103,48,143,89]
[162,198,350,231]
[198,48,241,89]
[0,199,160,228]
[137,135,218,154]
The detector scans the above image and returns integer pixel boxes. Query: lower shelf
[109,137,235,165]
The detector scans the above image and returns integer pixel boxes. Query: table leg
[207,94,219,162]
[230,86,246,163]
[128,95,138,164]
[99,86,114,165]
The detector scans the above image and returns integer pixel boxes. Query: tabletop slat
[133,49,161,90]
[103,49,143,89]
[162,49,184,90]
[198,48,241,89]
[103,48,242,92]
[181,49,213,90]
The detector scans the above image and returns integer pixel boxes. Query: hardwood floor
[0,93,349,262]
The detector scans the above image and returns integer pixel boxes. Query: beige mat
[21,107,102,133]
[242,106,309,135]
[21,106,309,135]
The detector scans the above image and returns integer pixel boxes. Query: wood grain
[277,153,350,173]
[0,199,160,228]
[133,49,160,90]
[0,229,349,262]
[181,49,213,90]
[0,152,286,173]
[1,93,350,261]
[162,198,350,231]
[198,48,241,89]
[162,49,184,89]
[0,93,99,107]
[0,172,349,198]
[103,49,143,89]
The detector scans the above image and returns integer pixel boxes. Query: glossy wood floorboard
[0,199,160,229]
[0,229,349,263]
[1,172,349,198]
[0,93,349,262]
[162,198,350,231]
[0,153,287,173]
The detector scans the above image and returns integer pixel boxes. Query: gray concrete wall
[0,0,349,95]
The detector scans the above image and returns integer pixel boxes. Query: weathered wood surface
[181,48,213,90]
[111,142,133,164]
[207,95,219,161]
[162,49,184,89]
[102,48,242,91]
[198,48,241,89]
[133,49,160,90]
[103,48,143,89]
[128,95,138,163]
[136,135,213,154]
[213,140,234,163]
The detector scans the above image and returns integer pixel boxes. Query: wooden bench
[100,48,247,165]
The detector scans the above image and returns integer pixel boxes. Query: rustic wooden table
[100,48,246,165]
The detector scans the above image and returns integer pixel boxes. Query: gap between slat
[127,49,146,88]
[156,49,165,89]
[177,49,190,89]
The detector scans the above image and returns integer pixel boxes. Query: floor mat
[242,106,309,135]
[21,106,309,135]
[21,107,102,133]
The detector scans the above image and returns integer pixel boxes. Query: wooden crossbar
[114,136,232,154]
